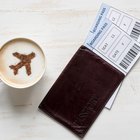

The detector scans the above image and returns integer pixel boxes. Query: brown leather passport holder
[39,46,125,138]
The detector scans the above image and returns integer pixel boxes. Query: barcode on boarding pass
[130,22,140,41]
[119,43,140,69]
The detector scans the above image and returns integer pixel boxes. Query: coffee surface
[0,39,45,88]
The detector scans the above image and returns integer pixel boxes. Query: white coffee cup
[0,38,46,88]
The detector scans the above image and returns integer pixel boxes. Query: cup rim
[0,37,46,89]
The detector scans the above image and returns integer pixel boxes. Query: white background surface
[0,0,140,140]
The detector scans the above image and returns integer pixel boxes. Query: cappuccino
[0,38,46,88]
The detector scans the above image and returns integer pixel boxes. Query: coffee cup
[0,38,46,88]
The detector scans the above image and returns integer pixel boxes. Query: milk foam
[0,39,45,88]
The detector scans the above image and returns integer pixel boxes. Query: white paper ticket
[85,3,140,109]
[84,19,140,109]
[90,3,140,43]
[85,19,140,75]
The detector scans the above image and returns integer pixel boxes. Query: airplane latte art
[9,52,35,76]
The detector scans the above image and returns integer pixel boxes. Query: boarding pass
[84,3,140,109]
[84,18,140,109]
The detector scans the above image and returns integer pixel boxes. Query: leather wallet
[39,46,125,138]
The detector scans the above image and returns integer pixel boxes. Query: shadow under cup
[0,38,46,88]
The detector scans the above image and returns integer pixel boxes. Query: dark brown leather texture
[39,46,125,138]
